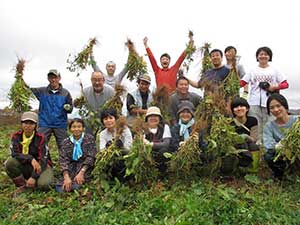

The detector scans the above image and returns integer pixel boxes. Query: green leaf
[163,152,173,159]
[244,174,261,185]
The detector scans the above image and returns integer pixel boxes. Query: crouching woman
[144,106,171,174]
[58,118,97,192]
[263,93,298,179]
[230,97,260,169]
[170,101,195,151]
[5,111,53,190]
[99,108,133,180]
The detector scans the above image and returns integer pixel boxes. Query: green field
[1,125,300,225]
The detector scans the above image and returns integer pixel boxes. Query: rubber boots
[12,175,26,187]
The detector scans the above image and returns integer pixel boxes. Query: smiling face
[47,75,61,90]
[21,120,36,137]
[225,48,236,62]
[103,115,116,129]
[91,72,105,93]
[233,105,248,119]
[147,115,160,128]
[176,79,189,95]
[210,51,223,68]
[160,56,170,69]
[106,62,116,76]
[70,121,84,140]
[138,80,150,93]
[269,99,288,119]
[179,109,193,123]
[257,50,270,67]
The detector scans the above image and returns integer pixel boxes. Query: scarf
[179,118,194,141]
[70,133,84,161]
[21,132,35,154]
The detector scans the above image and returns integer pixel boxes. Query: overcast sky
[1,0,300,110]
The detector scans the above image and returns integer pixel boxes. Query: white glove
[179,141,185,147]
[241,91,248,100]
[63,104,71,111]
[275,141,283,150]
[143,138,153,146]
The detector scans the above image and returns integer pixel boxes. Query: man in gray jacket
[75,71,115,135]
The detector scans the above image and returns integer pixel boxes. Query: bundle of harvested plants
[200,42,213,75]
[101,84,126,116]
[8,58,34,112]
[67,37,98,76]
[150,85,171,123]
[125,38,148,81]
[274,117,300,164]
[183,30,196,72]
[93,116,127,180]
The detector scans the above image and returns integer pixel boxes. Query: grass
[1,125,300,224]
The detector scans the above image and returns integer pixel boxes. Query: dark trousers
[152,147,170,175]
[38,127,68,151]
[5,158,54,189]
[264,149,287,179]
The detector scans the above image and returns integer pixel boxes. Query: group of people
[5,38,297,193]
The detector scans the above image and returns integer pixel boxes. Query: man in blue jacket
[29,69,73,151]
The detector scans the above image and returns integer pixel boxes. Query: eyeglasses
[91,78,104,83]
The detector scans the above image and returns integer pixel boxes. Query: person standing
[28,69,73,151]
[75,71,115,136]
[143,36,194,94]
[189,49,230,95]
[126,74,153,126]
[224,46,248,99]
[240,47,289,144]
[90,54,128,87]
[169,77,201,125]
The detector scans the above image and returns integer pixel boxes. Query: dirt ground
[0,109,20,126]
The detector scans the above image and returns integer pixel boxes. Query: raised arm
[144,37,160,73]
[90,54,104,74]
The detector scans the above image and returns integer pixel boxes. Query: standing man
[90,54,128,87]
[169,76,202,125]
[189,49,230,94]
[126,74,152,126]
[29,69,73,151]
[143,36,194,94]
[76,71,115,135]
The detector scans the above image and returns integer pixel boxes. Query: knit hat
[177,101,195,116]
[21,111,38,123]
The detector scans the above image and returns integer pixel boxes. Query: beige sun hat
[145,106,162,119]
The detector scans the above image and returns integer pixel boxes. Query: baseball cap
[21,111,38,123]
[138,74,151,84]
[47,69,60,77]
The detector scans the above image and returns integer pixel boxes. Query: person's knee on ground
[220,155,239,175]
[37,167,54,190]
[5,158,23,179]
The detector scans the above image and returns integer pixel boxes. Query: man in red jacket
[143,36,194,94]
